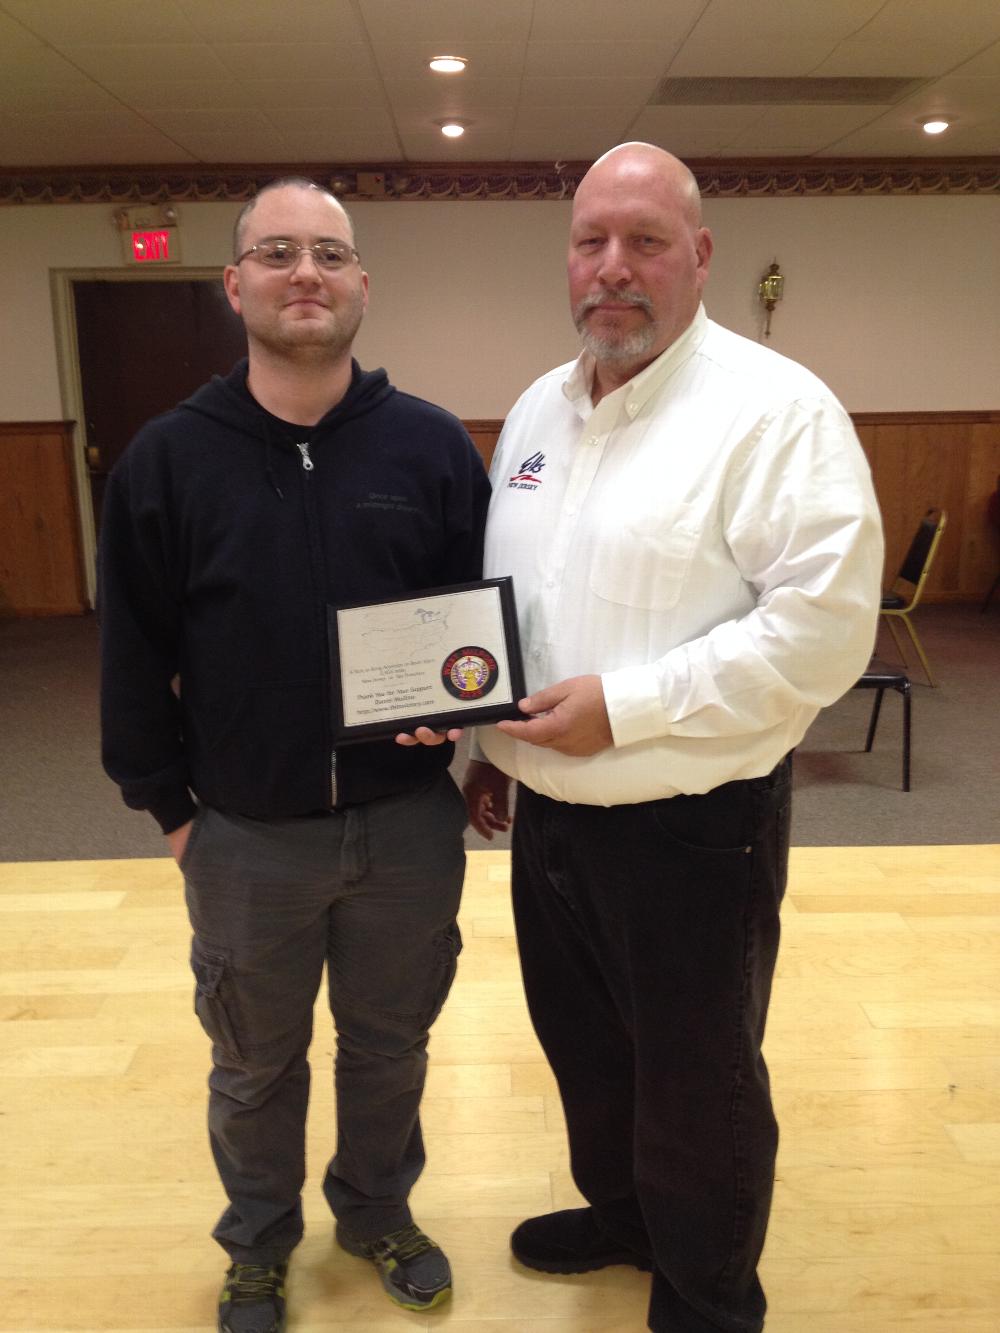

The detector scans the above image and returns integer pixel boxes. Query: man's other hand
[462,760,512,839]
[166,819,193,864]
[395,726,464,746]
[495,674,613,757]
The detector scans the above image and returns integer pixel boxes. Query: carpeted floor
[1,603,997,861]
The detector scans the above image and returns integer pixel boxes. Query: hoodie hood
[177,357,394,498]
[180,357,394,434]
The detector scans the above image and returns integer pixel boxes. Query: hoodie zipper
[294,436,336,806]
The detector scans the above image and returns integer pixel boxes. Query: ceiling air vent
[652,77,925,106]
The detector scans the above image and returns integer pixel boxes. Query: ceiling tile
[508,130,624,162]
[513,107,637,139]
[0,112,197,165]
[843,0,1000,49]
[0,40,99,90]
[0,0,199,45]
[398,130,514,162]
[162,129,293,163]
[523,42,677,79]
[244,80,386,110]
[725,105,887,154]
[0,79,123,114]
[384,77,516,115]
[264,106,396,136]
[677,0,884,44]
[284,130,403,161]
[357,0,533,45]
[367,41,526,80]
[105,79,259,112]
[817,117,1000,156]
[949,40,1000,77]
[393,106,516,138]
[518,77,657,110]
[212,42,378,81]
[63,44,233,84]
[628,107,766,156]
[177,0,365,44]
[669,38,855,78]
[528,0,705,42]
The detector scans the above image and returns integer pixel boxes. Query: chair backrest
[892,507,947,607]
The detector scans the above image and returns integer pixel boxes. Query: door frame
[50,266,228,607]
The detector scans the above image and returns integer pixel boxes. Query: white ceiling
[1,0,998,168]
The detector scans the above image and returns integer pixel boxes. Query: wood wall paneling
[464,420,503,473]
[0,422,86,617]
[854,412,1000,601]
[1,412,997,618]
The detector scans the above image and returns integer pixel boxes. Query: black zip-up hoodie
[99,359,490,833]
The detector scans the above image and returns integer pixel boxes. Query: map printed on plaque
[327,577,526,742]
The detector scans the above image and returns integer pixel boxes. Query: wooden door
[73,279,247,529]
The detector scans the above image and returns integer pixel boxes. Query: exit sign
[128,229,180,264]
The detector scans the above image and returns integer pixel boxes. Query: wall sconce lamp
[758,260,784,337]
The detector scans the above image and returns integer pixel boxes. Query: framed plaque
[328,576,526,743]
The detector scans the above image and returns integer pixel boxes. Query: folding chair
[853,659,912,791]
[880,507,946,686]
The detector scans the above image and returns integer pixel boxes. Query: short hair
[232,177,354,259]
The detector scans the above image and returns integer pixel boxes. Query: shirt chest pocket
[587,501,700,610]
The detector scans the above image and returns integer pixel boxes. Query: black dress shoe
[511,1207,653,1274]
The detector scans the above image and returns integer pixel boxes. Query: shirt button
[588,435,598,445]
[627,402,638,415]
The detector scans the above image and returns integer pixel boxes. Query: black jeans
[511,758,791,1333]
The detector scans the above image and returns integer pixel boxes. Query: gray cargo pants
[179,771,467,1263]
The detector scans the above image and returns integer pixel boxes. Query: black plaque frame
[328,576,526,743]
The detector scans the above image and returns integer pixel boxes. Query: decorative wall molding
[2,157,999,206]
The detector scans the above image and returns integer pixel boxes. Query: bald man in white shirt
[462,144,883,1333]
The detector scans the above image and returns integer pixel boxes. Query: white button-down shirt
[479,306,884,804]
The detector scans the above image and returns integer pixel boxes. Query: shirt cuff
[602,664,670,748]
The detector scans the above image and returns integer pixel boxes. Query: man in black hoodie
[99,179,490,1332]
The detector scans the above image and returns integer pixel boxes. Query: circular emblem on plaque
[441,646,499,701]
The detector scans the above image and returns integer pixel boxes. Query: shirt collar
[563,303,709,417]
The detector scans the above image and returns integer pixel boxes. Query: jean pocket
[646,785,754,856]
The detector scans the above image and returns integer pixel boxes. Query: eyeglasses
[235,239,360,270]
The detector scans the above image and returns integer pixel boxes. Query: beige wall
[1,192,998,422]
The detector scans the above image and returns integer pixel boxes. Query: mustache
[575,291,653,317]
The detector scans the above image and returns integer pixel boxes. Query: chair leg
[900,681,911,792]
[899,612,936,687]
[865,689,884,751]
[883,614,909,669]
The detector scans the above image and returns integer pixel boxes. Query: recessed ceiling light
[440,121,466,138]
[921,117,950,135]
[429,56,467,74]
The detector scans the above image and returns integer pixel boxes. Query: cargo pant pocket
[190,937,244,1063]
[421,920,463,1029]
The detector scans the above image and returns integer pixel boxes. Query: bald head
[576,143,704,228]
[567,142,713,392]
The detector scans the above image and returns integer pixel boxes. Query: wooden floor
[3,845,1000,1333]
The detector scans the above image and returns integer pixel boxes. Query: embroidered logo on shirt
[507,451,546,490]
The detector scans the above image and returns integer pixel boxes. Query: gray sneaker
[218,1262,287,1333]
[336,1221,452,1311]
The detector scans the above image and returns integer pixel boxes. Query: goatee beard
[573,291,657,364]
